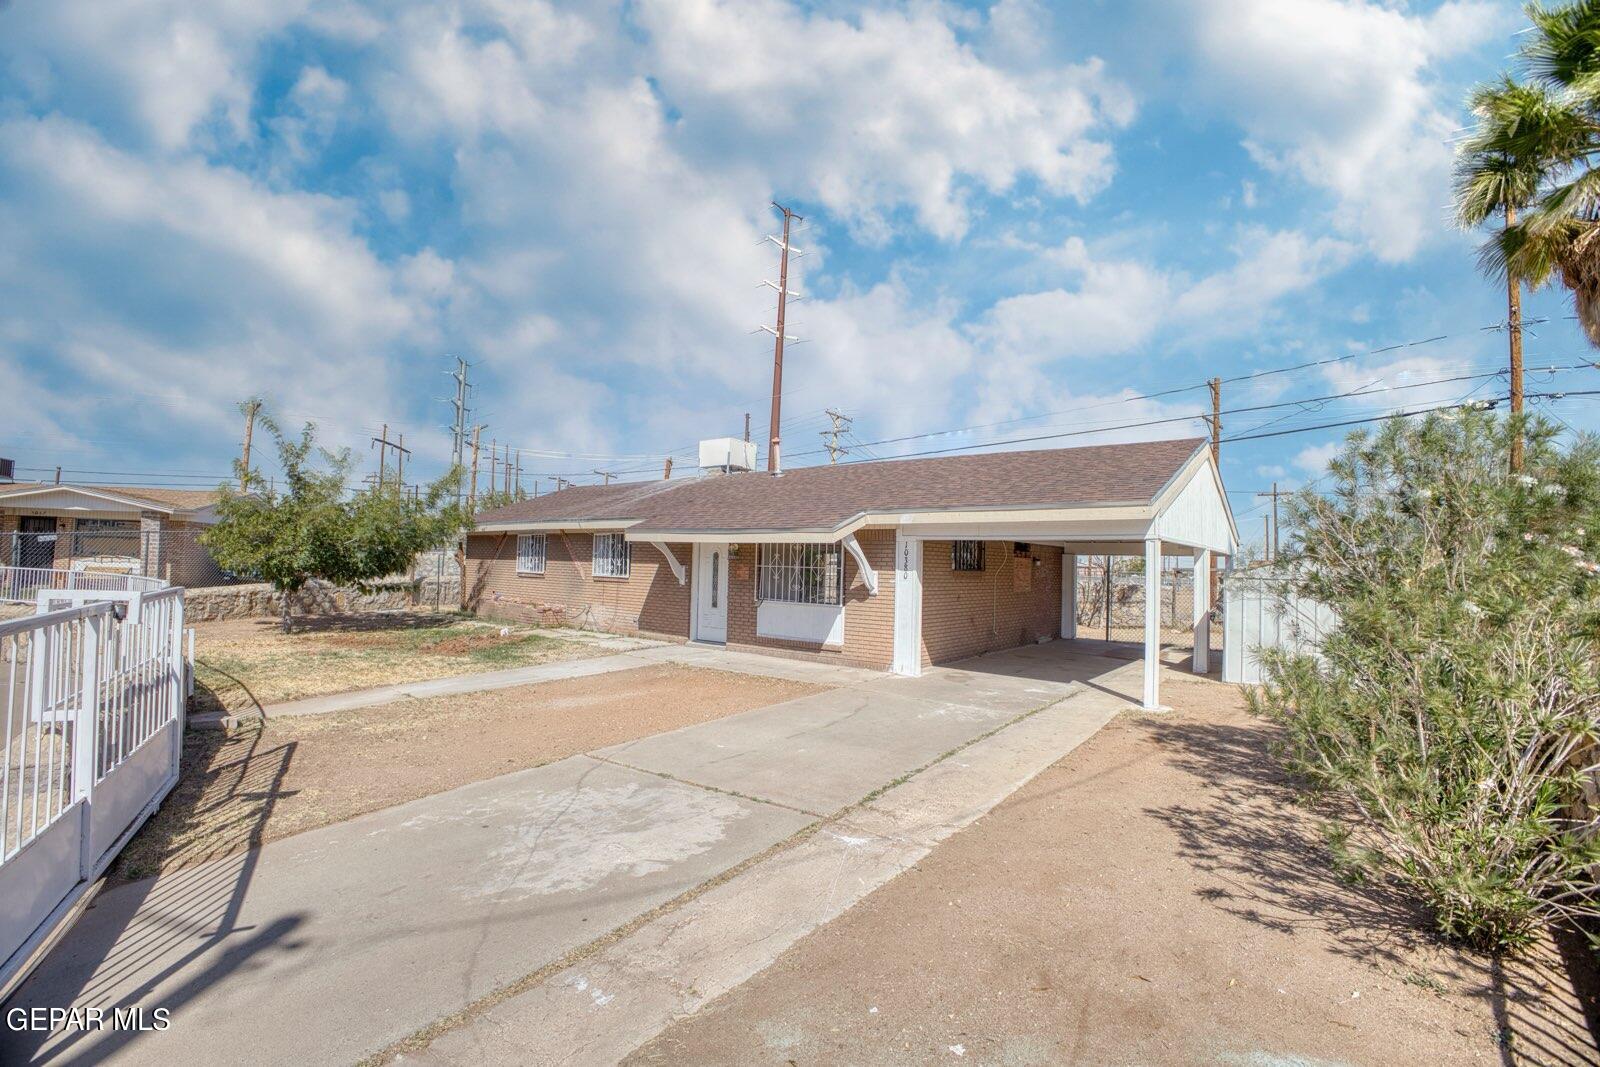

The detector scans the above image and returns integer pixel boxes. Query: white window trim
[591,532,631,579]
[516,532,547,575]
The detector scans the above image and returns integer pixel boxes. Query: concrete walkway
[1,641,1144,1066]
[190,635,882,728]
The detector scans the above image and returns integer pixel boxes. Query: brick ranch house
[0,483,226,589]
[465,436,1238,710]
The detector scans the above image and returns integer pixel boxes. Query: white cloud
[1175,0,1506,260]
[632,0,1133,241]
[1294,441,1342,475]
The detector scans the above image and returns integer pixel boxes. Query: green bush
[202,407,466,631]
[1250,410,1600,951]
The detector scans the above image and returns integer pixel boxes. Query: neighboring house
[465,436,1238,709]
[0,483,228,588]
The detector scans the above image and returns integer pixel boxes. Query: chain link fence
[1073,555,1221,653]
[2,529,240,590]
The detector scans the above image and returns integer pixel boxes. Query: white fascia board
[878,503,1153,527]
[624,515,870,545]
[0,486,177,514]
[473,519,639,533]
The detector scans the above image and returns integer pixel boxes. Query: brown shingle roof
[0,483,221,511]
[475,437,1205,534]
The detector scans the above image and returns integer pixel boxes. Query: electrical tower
[760,202,804,473]
[446,357,472,504]
[820,408,852,464]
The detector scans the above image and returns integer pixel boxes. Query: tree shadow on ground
[1143,715,1600,1066]
[236,610,462,636]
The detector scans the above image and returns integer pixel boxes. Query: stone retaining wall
[184,577,461,622]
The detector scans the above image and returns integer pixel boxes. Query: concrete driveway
[1,641,1143,1066]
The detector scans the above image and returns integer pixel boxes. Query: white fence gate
[1222,571,1338,685]
[0,588,186,998]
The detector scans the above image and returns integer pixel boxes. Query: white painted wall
[756,600,843,647]
[1151,461,1234,555]
[1222,572,1337,684]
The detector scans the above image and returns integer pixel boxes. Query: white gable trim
[0,486,177,515]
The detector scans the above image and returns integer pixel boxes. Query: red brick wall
[920,540,1062,665]
[723,527,898,670]
[465,531,691,640]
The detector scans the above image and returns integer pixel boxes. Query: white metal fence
[1222,570,1337,684]
[0,587,186,998]
[0,566,168,606]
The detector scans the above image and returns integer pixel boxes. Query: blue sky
[0,0,1593,548]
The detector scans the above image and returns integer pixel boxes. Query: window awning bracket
[650,541,686,585]
[842,533,878,596]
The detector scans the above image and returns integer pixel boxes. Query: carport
[889,442,1238,710]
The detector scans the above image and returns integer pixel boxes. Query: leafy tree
[202,409,467,631]
[1251,410,1600,951]
[1471,3,1600,343]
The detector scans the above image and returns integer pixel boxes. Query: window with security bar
[757,542,843,605]
[951,540,986,572]
[516,533,546,575]
[592,532,630,578]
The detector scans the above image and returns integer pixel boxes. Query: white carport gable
[883,443,1238,710]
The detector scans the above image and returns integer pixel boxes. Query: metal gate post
[74,611,102,880]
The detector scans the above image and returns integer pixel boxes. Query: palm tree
[1479,4,1600,343]
[1455,77,1572,470]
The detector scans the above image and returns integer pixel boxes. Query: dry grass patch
[113,663,828,885]
[190,612,604,715]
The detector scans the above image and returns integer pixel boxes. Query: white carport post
[1143,537,1163,710]
[1061,552,1077,639]
[891,534,922,676]
[1192,549,1210,674]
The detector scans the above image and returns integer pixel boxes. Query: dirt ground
[113,663,827,885]
[630,669,1600,1066]
[189,612,605,715]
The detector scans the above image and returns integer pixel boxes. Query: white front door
[694,542,729,643]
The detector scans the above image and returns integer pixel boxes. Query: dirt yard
[630,668,1600,1066]
[113,663,828,885]
[189,612,606,715]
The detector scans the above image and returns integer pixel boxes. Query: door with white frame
[693,542,729,643]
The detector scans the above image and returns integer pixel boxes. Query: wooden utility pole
[468,425,483,515]
[1208,377,1222,597]
[503,447,512,496]
[369,425,410,490]
[488,439,499,496]
[594,469,617,485]
[239,398,261,491]
[1256,482,1285,560]
[662,457,673,480]
[1208,378,1221,462]
[766,202,803,473]
[1506,203,1525,472]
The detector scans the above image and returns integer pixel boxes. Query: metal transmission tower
[760,202,804,473]
[820,408,852,464]
[445,357,473,506]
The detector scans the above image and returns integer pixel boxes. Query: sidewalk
[191,636,882,728]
